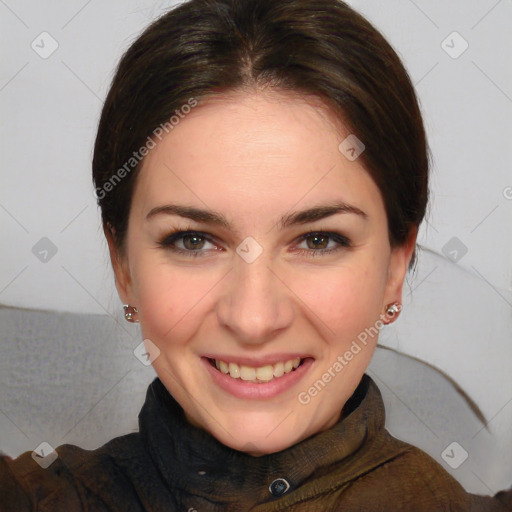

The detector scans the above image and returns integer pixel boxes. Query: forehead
[132,90,383,224]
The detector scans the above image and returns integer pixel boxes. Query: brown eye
[294,231,351,258]
[305,234,329,250]
[158,230,220,257]
[181,234,206,250]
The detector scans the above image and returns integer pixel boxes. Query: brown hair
[92,0,429,261]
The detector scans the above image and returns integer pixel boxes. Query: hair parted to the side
[92,0,429,265]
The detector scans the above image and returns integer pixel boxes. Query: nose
[216,251,294,347]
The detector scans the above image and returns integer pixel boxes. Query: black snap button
[269,478,290,497]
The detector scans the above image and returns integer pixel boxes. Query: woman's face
[109,90,415,455]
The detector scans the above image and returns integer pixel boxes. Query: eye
[157,229,351,259]
[293,231,351,257]
[158,230,221,257]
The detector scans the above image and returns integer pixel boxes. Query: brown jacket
[1,375,511,511]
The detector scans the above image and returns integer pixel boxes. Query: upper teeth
[215,357,301,382]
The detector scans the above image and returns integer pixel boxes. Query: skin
[106,89,416,456]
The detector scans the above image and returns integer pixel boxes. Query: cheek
[293,262,388,340]
[131,256,215,346]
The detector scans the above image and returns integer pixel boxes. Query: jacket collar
[138,374,386,507]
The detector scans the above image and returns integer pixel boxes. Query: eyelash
[157,228,351,258]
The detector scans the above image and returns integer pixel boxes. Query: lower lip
[201,357,314,399]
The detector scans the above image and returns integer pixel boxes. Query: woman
[1,0,511,510]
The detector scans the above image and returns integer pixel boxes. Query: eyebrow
[145,201,367,231]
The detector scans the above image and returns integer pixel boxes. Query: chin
[223,430,299,457]
[203,409,313,456]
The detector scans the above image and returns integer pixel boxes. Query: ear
[104,223,134,305]
[383,226,418,309]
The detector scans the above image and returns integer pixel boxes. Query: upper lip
[203,354,312,367]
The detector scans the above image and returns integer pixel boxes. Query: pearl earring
[123,304,139,323]
[384,302,401,320]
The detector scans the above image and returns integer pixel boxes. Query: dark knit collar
[138,373,385,507]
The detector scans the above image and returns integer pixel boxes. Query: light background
[0,0,511,496]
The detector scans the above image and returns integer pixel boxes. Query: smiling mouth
[207,357,307,383]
